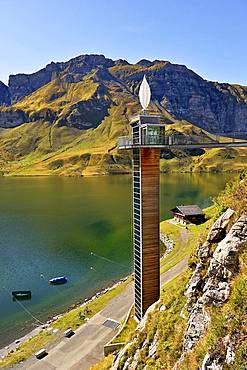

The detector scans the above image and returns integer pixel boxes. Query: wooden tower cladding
[140,148,160,315]
[130,113,165,321]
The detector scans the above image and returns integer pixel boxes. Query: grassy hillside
[160,146,247,173]
[0,120,130,176]
[0,117,246,176]
[14,77,99,114]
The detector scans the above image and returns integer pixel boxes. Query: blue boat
[49,276,67,285]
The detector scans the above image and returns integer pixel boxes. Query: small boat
[12,291,32,300]
[49,276,67,285]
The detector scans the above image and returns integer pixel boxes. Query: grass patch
[0,331,55,368]
[160,221,185,271]
[160,146,247,174]
[111,306,137,344]
[213,171,247,219]
[89,354,114,370]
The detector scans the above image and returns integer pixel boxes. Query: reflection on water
[160,173,230,218]
[0,173,232,347]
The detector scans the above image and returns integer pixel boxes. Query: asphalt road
[17,258,188,370]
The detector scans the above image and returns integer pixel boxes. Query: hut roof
[171,205,204,216]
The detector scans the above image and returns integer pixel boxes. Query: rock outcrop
[112,300,159,370]
[8,54,114,103]
[200,336,236,370]
[0,81,10,106]
[0,108,28,128]
[184,208,235,307]
[180,211,247,365]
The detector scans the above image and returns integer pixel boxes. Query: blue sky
[0,0,246,85]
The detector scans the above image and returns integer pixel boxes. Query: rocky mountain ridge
[0,54,246,176]
[8,54,114,103]
[0,53,247,133]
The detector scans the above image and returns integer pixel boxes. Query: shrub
[213,171,247,219]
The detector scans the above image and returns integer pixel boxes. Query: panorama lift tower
[118,75,247,322]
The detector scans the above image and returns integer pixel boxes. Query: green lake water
[0,173,232,347]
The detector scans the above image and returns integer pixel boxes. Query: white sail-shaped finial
[139,75,151,111]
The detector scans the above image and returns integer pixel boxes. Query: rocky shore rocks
[160,232,175,257]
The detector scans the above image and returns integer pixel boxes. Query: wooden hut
[170,205,205,225]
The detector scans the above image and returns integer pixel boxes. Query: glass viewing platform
[118,132,247,150]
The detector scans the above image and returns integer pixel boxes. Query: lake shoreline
[0,242,172,361]
[0,275,130,360]
[0,238,177,360]
[0,168,245,178]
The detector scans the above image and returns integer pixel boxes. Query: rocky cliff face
[111,62,247,133]
[0,54,247,134]
[0,81,10,105]
[0,108,28,128]
[8,54,114,103]
[179,210,247,369]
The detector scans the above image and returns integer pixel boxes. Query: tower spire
[139,75,151,111]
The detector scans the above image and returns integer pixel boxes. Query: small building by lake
[170,205,205,225]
